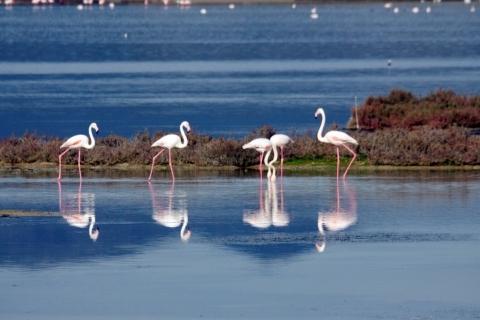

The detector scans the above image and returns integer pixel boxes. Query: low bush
[348,89,480,130]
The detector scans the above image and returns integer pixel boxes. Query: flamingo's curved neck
[86,124,96,149]
[178,123,189,149]
[270,144,279,165]
[317,109,327,143]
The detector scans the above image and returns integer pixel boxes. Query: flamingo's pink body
[264,134,293,182]
[148,121,190,181]
[57,122,99,181]
[315,108,358,180]
[242,138,272,173]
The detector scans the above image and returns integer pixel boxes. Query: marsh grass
[1,124,479,168]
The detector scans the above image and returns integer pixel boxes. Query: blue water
[1,3,479,138]
[0,170,480,319]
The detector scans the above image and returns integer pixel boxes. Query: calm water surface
[0,170,479,319]
[0,4,479,138]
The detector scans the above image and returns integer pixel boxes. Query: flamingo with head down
[242,138,272,177]
[264,134,293,182]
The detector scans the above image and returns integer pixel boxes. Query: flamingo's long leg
[148,149,166,181]
[57,148,71,181]
[336,147,340,181]
[78,149,82,181]
[168,149,175,181]
[342,144,357,180]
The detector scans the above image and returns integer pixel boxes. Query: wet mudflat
[0,169,479,319]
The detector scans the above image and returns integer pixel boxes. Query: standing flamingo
[148,121,191,181]
[57,122,99,181]
[264,134,293,182]
[315,108,358,180]
[242,138,272,176]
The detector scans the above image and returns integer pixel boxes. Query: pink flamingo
[315,108,358,180]
[242,138,272,177]
[264,134,294,182]
[57,122,99,181]
[148,121,191,181]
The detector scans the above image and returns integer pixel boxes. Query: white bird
[200,8,206,14]
[57,123,99,181]
[412,7,419,13]
[393,7,399,13]
[384,2,392,8]
[228,3,234,9]
[315,108,358,180]
[148,121,191,181]
[264,134,294,182]
[242,138,272,176]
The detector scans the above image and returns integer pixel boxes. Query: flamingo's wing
[242,138,272,152]
[60,134,88,149]
[152,134,181,149]
[324,131,358,145]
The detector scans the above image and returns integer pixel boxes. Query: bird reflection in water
[58,181,99,241]
[243,179,290,229]
[149,182,191,241]
[316,180,357,252]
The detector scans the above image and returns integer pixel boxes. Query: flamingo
[148,121,191,181]
[264,134,294,182]
[315,108,358,180]
[242,138,272,176]
[57,123,99,181]
[149,182,191,241]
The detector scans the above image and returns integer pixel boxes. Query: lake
[0,169,479,319]
[0,3,480,138]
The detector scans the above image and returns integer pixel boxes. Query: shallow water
[0,170,479,319]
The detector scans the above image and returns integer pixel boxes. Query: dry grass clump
[349,89,480,130]
[357,127,480,165]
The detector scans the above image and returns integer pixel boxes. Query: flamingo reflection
[58,181,99,241]
[316,180,357,252]
[149,182,190,241]
[243,179,290,228]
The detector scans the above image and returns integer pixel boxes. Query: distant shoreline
[3,0,470,5]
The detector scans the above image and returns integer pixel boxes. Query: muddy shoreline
[1,162,480,172]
